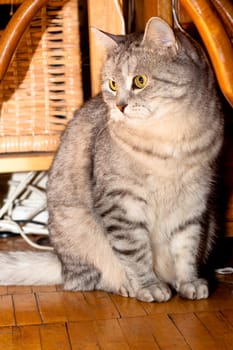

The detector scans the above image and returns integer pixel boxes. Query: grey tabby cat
[0,17,224,302]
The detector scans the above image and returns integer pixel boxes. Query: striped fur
[0,18,224,302]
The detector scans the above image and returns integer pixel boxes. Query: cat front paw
[136,282,172,302]
[118,284,136,298]
[177,278,209,300]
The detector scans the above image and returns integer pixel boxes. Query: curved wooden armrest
[180,0,233,107]
[0,0,49,81]
[211,0,233,39]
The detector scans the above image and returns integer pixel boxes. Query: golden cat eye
[109,79,118,92]
[133,75,148,89]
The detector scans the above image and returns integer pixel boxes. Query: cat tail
[0,251,63,285]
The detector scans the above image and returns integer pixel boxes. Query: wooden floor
[0,236,233,350]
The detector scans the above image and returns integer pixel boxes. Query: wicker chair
[0,0,125,246]
[0,0,83,245]
[0,0,83,172]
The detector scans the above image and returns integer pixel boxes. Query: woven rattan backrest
[0,0,83,153]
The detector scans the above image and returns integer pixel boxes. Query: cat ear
[91,27,123,52]
[142,17,177,52]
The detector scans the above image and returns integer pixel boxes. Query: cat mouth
[123,105,153,120]
[124,111,153,121]
[110,107,152,122]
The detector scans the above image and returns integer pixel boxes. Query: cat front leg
[120,249,172,303]
[104,216,172,302]
[170,222,209,300]
[49,206,133,294]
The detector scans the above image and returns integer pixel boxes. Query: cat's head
[92,17,208,125]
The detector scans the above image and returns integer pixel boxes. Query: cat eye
[109,79,118,92]
[133,75,148,89]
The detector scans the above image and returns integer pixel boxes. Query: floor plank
[170,312,225,350]
[221,309,233,326]
[95,319,131,350]
[39,323,71,350]
[0,286,8,295]
[83,292,120,320]
[12,325,41,350]
[196,310,233,337]
[37,292,67,323]
[0,235,232,349]
[0,327,13,350]
[147,314,190,349]
[61,292,94,322]
[32,285,57,293]
[13,294,41,325]
[7,286,32,295]
[119,317,160,349]
[68,319,131,350]
[196,311,233,350]
[110,294,147,318]
[68,321,101,349]
[0,295,15,327]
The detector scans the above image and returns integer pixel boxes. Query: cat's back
[51,94,106,164]
[47,94,107,203]
[64,94,107,142]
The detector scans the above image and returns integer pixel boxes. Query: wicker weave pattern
[0,0,83,153]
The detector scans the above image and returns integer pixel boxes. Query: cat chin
[125,106,151,119]
[109,107,153,123]
[125,112,150,119]
[109,109,125,122]
[124,113,158,125]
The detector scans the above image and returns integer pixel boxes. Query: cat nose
[116,104,128,112]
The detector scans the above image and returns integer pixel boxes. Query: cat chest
[140,168,210,238]
[93,143,210,237]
